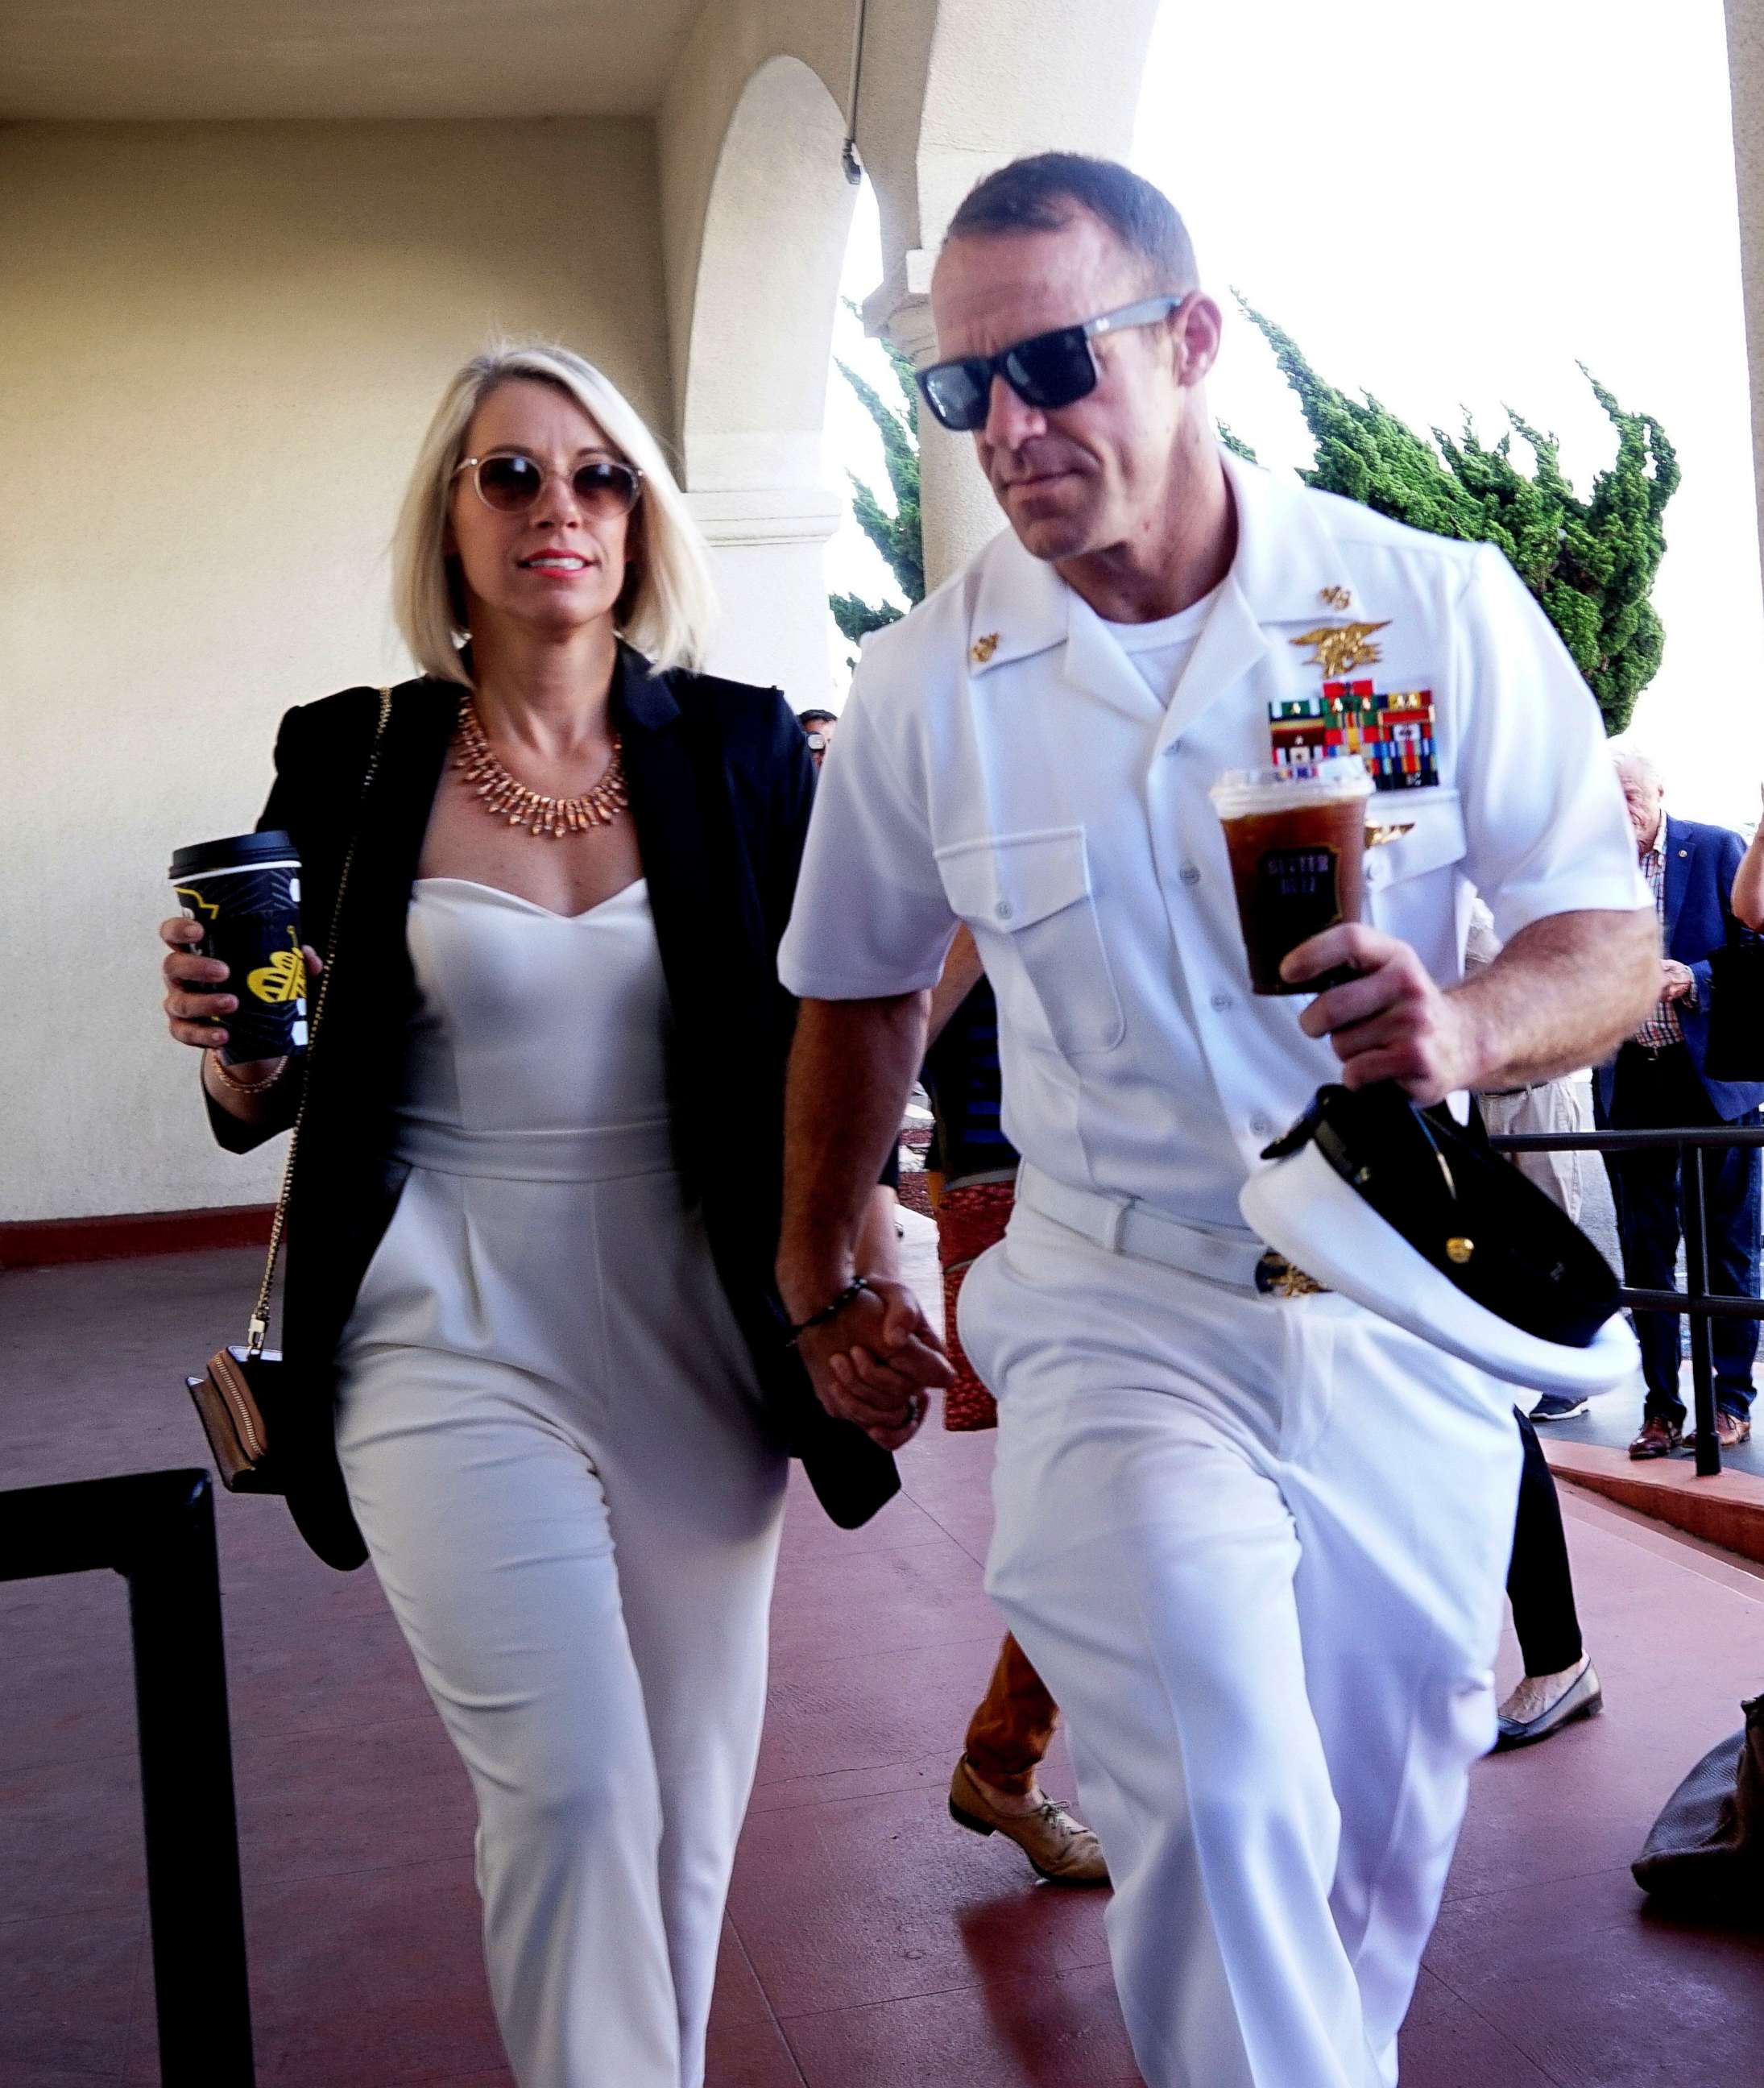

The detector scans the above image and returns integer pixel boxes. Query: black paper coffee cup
[168,831,308,1064]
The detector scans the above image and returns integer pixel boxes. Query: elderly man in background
[1598,752,1763,1455]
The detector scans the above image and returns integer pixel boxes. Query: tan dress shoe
[1716,1411,1753,1449]
[949,1756,1110,1885]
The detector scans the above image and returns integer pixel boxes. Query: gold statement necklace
[453,699,629,839]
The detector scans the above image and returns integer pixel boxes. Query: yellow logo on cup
[246,930,307,1006]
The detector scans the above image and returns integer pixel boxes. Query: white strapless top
[394,880,672,1167]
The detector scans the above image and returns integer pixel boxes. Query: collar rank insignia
[971,632,1000,665]
[1269,681,1439,791]
[1289,619,1390,677]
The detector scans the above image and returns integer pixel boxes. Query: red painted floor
[3,1239,1763,2086]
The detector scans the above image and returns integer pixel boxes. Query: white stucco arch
[673,52,856,695]
[660,0,1169,677]
[680,54,855,496]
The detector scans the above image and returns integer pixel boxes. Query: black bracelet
[785,1275,873,1347]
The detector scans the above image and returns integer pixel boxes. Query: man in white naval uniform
[774,155,1657,2087]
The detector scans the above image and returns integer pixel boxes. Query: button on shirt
[778,450,1648,1236]
[1634,839,1688,1046]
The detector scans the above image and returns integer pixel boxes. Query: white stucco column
[849,0,1165,594]
[689,484,843,701]
[866,262,1001,591]
[1726,0,1764,581]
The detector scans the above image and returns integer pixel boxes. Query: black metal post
[0,1471,255,2086]
[127,1476,256,2084]
[1681,1146,1722,1477]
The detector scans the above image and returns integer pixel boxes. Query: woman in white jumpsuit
[159,342,906,2086]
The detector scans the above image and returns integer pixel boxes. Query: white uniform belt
[391,1114,676,1183]
[1016,1163,1269,1291]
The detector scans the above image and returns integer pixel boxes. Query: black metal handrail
[1489,1123,1764,1478]
[0,1470,255,2084]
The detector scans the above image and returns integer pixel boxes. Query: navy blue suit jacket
[1596,814,1764,1122]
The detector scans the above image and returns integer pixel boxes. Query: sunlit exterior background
[826,0,1763,830]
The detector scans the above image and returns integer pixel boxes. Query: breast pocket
[1364,789,1468,934]
[937,827,1125,1057]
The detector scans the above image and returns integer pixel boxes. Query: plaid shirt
[1634,840,1686,1047]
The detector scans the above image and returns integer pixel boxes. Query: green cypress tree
[830,311,925,648]
[1235,303,1679,735]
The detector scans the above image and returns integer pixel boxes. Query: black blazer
[210,643,899,1541]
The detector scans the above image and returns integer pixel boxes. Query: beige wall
[0,117,669,1220]
[2,4,1184,1227]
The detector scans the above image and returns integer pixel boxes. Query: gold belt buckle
[1255,1250,1331,1299]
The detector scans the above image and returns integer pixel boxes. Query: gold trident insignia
[1289,619,1391,677]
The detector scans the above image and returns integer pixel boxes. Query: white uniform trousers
[959,1202,1521,2088]
[334,1126,788,2088]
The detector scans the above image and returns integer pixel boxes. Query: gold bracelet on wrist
[208,1050,290,1096]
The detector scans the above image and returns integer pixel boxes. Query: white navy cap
[1240,1083,1639,1394]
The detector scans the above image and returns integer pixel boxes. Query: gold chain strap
[246,687,394,1356]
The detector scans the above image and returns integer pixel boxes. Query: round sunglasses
[917,295,1186,433]
[453,450,644,519]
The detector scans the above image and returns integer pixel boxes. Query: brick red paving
[3,1238,1763,2086]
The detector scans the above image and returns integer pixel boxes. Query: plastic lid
[1209,758,1373,818]
[168,830,300,880]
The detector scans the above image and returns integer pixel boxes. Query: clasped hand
[796,1278,953,1452]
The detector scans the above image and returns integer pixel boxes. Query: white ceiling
[0,2,704,121]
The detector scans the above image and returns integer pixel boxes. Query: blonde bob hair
[392,340,715,683]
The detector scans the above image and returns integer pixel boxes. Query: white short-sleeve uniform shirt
[779,450,1647,1236]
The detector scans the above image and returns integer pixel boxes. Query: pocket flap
[937,827,1093,931]
[1364,789,1468,889]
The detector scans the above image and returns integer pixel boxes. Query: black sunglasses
[453,450,644,519]
[917,295,1186,433]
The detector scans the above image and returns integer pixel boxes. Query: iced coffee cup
[168,830,308,1063]
[1208,758,1374,995]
